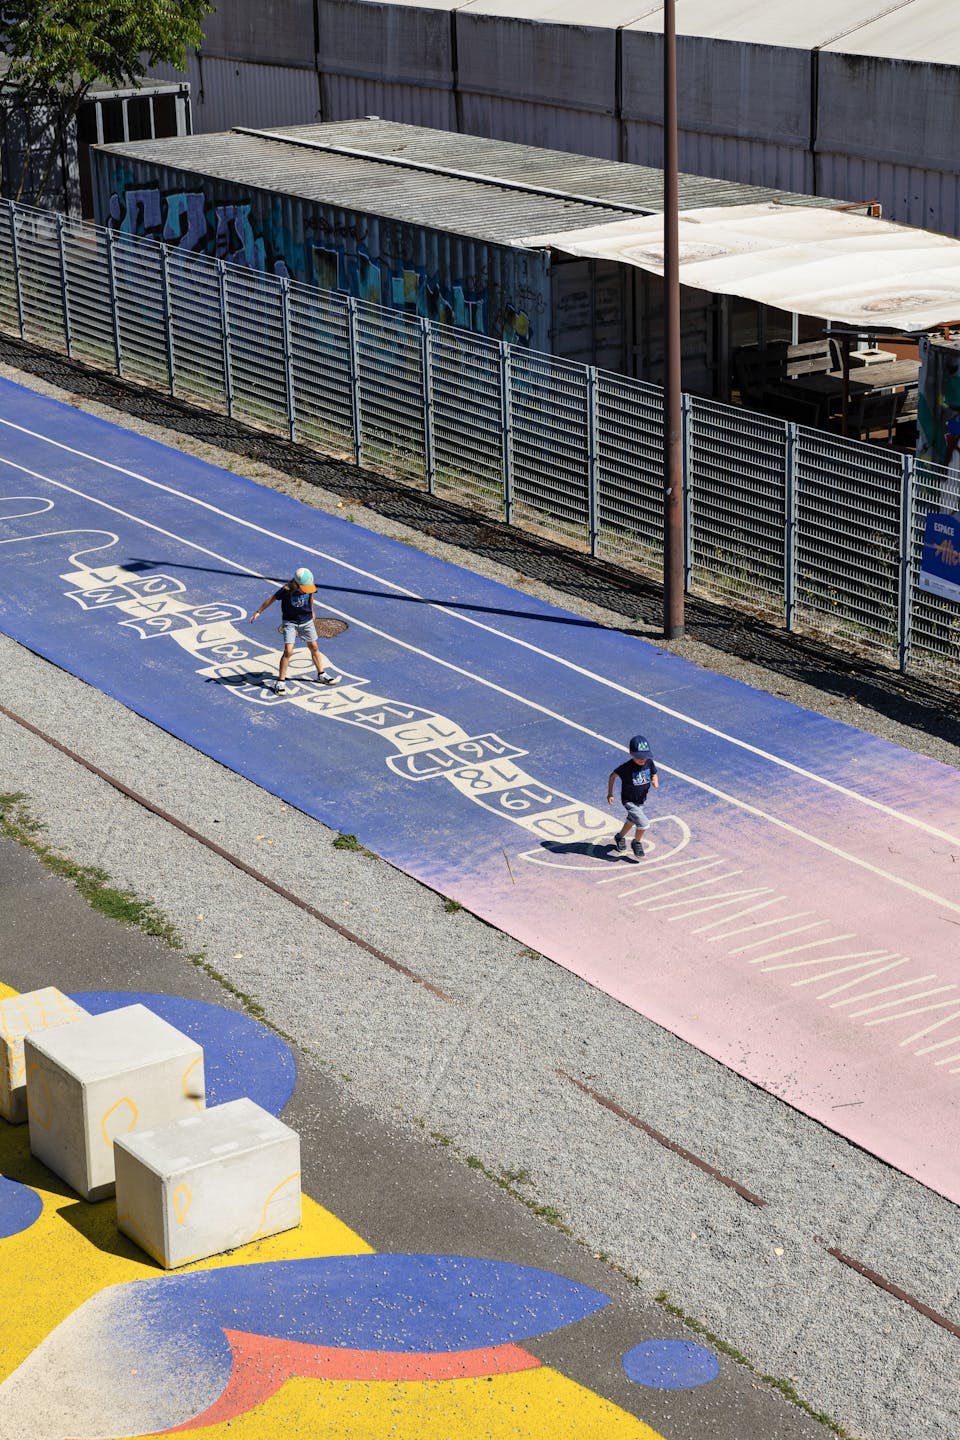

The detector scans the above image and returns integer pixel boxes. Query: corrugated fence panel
[815,151,960,240]
[0,207,18,334]
[911,458,960,682]
[795,429,902,659]
[61,224,115,369]
[192,58,321,134]
[166,251,228,411]
[688,398,787,617]
[112,233,169,390]
[355,300,427,485]
[510,350,590,542]
[430,324,505,517]
[14,208,65,354]
[288,282,355,456]
[596,371,663,572]
[458,94,619,162]
[225,267,290,434]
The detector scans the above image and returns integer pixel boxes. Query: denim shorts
[624,802,649,829]
[282,619,318,645]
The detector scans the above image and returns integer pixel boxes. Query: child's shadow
[538,841,623,862]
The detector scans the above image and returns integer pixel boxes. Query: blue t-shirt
[614,758,657,806]
[276,586,313,624]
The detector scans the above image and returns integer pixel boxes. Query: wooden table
[763,360,919,429]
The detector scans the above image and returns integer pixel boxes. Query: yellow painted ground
[0,980,664,1439]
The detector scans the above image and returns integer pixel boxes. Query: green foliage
[2,1,211,98]
[1,0,213,203]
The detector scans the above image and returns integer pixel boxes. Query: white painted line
[4,451,960,917]
[728,922,829,956]
[698,900,791,937]
[790,955,899,984]
[823,963,915,1003]
[594,853,717,886]
[666,887,772,922]
[761,945,881,972]
[866,1000,960,1028]
[2,412,959,848]
[850,985,956,1018]
[645,874,747,911]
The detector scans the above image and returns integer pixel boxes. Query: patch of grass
[0,792,293,1043]
[653,1291,857,1437]
[442,897,463,913]
[332,831,373,856]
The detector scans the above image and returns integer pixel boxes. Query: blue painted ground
[3,377,960,1202]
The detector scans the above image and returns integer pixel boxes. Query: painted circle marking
[0,1175,43,1239]
[622,1338,720,1390]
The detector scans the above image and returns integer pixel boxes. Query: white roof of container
[458,0,661,22]
[523,203,960,330]
[820,0,960,62]
[622,1,920,49]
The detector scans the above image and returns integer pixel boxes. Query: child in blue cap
[249,566,339,693]
[606,734,659,857]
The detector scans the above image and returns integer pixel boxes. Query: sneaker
[316,672,339,686]
[632,839,644,858]
[614,834,627,852]
[274,679,287,694]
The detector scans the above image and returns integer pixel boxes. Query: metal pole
[420,317,436,495]
[586,365,600,557]
[7,204,25,340]
[105,228,123,377]
[347,296,363,467]
[898,451,915,674]
[499,340,514,526]
[784,421,798,631]
[56,213,72,358]
[159,245,176,396]
[279,276,297,443]
[217,261,234,419]
[662,0,685,638]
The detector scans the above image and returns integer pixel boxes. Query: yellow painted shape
[252,1171,301,1238]
[0,983,19,1000]
[109,1368,666,1439]
[0,1120,371,1383]
[173,1182,192,1226]
[101,1095,139,1147]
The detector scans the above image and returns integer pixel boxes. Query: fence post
[56,213,72,358]
[159,245,176,396]
[586,366,600,557]
[8,204,25,339]
[784,421,798,631]
[499,340,514,526]
[898,451,915,674]
[346,296,363,467]
[420,317,436,495]
[279,276,297,443]
[105,228,123,377]
[217,261,234,419]
[681,391,693,590]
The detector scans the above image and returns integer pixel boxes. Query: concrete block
[115,1097,301,1268]
[25,1004,205,1202]
[0,988,89,1124]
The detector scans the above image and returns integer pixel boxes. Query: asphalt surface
[0,342,958,1440]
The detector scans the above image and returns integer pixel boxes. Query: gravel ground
[1,345,959,1440]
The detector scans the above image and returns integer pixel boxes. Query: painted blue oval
[0,1174,44,1239]
[69,992,295,1116]
[623,1338,720,1390]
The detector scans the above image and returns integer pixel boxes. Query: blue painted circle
[69,992,296,1116]
[0,1175,43,1239]
[623,1338,720,1390]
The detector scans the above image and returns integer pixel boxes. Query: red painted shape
[157,1329,541,1433]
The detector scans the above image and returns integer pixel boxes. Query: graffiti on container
[105,176,533,346]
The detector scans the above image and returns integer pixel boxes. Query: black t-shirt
[275,586,313,624]
[614,758,657,805]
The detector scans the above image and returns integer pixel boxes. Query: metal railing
[0,199,956,686]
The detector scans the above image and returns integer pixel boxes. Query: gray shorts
[624,802,650,829]
[282,619,318,646]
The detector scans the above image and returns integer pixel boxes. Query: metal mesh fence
[911,458,960,681]
[112,233,169,390]
[596,371,663,572]
[0,198,955,687]
[510,349,590,544]
[430,323,505,517]
[687,397,787,620]
[288,282,355,457]
[355,299,427,487]
[794,428,904,657]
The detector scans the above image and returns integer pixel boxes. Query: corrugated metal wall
[144,0,960,237]
[90,150,554,351]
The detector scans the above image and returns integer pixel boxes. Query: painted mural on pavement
[0,983,715,1438]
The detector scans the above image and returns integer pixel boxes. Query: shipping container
[90,118,847,393]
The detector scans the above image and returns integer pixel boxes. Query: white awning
[522,203,960,332]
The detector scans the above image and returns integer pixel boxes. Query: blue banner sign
[919,512,960,604]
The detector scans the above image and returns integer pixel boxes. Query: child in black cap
[607,734,659,857]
